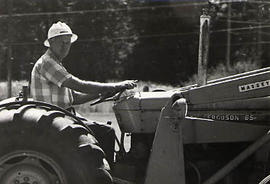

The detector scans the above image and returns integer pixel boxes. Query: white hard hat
[44,21,78,47]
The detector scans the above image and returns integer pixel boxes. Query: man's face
[49,35,72,60]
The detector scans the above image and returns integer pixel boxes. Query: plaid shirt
[31,50,74,109]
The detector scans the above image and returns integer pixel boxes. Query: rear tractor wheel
[0,150,65,184]
[0,101,113,184]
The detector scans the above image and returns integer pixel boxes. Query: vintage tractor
[1,1,270,184]
[112,66,270,184]
[1,68,270,184]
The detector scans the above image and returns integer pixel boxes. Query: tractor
[112,66,270,184]
[1,68,270,184]
[1,0,270,184]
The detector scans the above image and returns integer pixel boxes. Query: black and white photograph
[0,0,270,183]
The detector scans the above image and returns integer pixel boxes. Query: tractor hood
[113,91,175,133]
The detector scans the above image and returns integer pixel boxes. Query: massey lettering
[239,80,270,92]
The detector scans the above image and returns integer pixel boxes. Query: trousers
[83,120,116,166]
[66,108,116,166]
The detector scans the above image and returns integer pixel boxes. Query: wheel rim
[0,150,67,184]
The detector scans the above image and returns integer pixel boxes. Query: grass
[0,80,29,100]
[183,61,261,86]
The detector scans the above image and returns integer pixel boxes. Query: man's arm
[62,76,117,95]
[71,91,99,105]
[62,76,137,102]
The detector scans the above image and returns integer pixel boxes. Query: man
[31,21,137,173]
[31,21,136,108]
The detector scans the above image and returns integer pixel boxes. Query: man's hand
[100,80,137,98]
[91,80,138,106]
[115,80,138,91]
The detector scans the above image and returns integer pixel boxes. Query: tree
[0,0,269,85]
[0,0,139,82]
[209,1,270,69]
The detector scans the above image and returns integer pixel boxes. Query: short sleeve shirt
[31,50,74,109]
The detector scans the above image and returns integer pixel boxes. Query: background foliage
[0,0,270,86]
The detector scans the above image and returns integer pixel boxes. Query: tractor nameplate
[239,80,270,92]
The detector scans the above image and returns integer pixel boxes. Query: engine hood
[113,91,175,133]
[114,91,174,111]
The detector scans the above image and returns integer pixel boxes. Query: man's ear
[48,38,54,46]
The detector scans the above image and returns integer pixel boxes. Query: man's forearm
[63,76,116,95]
[72,91,99,105]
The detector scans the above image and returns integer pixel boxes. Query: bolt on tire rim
[0,150,66,184]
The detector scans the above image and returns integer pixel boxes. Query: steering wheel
[90,88,127,106]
